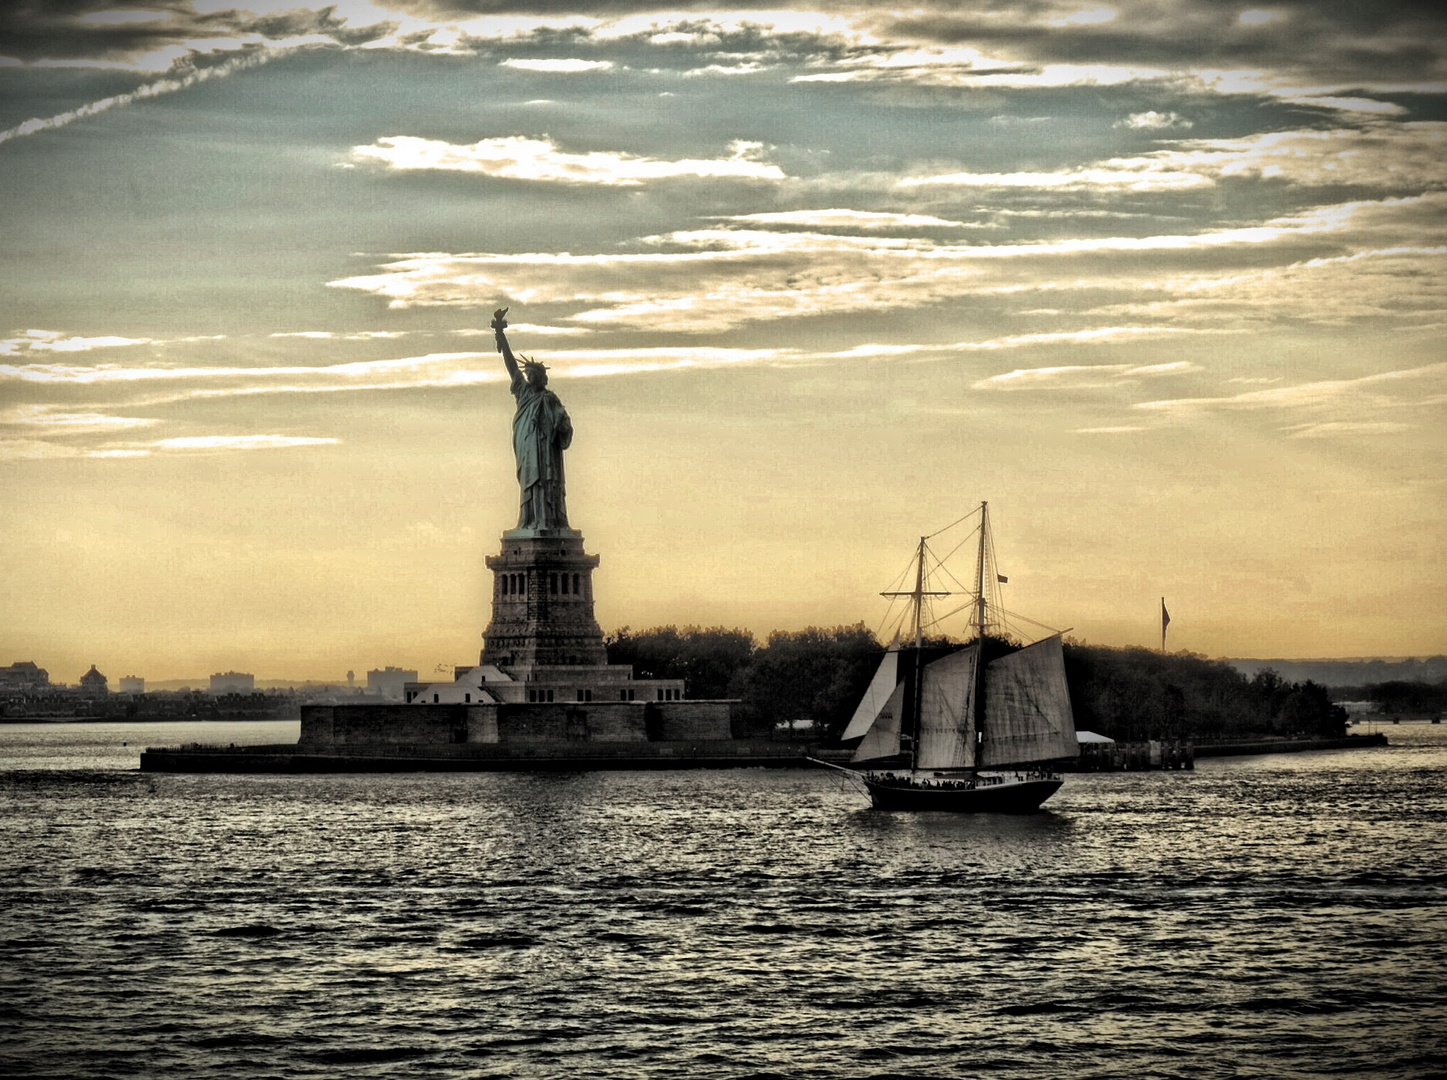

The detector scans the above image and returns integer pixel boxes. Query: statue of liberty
[493,307,572,533]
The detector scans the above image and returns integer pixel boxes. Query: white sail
[979,635,1079,767]
[851,680,906,762]
[915,644,979,771]
[840,647,899,742]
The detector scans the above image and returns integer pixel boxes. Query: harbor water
[2,721,1444,1078]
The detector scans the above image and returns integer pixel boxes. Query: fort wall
[301,699,734,749]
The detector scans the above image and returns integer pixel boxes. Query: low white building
[404,663,684,707]
[1076,730,1116,745]
[405,665,509,705]
[1338,701,1380,716]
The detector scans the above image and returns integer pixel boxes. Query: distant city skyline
[11,650,1447,698]
[2,1,1444,680]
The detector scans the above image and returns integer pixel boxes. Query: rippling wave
[2,723,1444,1078]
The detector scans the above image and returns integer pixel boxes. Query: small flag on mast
[1161,597,1171,652]
[997,574,1008,583]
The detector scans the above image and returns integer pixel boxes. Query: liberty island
[140,311,804,772]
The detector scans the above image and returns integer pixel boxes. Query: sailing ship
[819,503,1078,811]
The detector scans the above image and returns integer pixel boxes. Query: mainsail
[915,644,979,770]
[851,680,906,762]
[848,637,1076,771]
[840,647,899,743]
[979,635,1078,767]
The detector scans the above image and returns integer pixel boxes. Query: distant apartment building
[79,665,109,697]
[118,675,145,694]
[0,661,50,691]
[209,671,255,694]
[367,666,418,701]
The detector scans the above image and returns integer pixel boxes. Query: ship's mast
[913,535,927,651]
[910,536,926,772]
[881,536,948,774]
[972,501,989,770]
[975,502,989,642]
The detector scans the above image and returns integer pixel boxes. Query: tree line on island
[6,632,1434,732]
[605,624,1409,743]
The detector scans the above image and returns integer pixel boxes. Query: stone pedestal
[482,529,608,668]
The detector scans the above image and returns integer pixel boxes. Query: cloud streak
[0,347,802,405]
[1,330,153,354]
[718,209,980,230]
[0,432,339,461]
[0,50,277,147]
[974,359,1197,390]
[500,58,614,73]
[148,435,338,451]
[901,124,1447,193]
[1131,362,1447,438]
[878,1,1447,86]
[323,199,1391,332]
[352,135,785,185]
[1136,363,1447,414]
[1,406,158,433]
[0,4,397,66]
[0,352,498,387]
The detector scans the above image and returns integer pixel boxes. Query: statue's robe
[511,373,572,530]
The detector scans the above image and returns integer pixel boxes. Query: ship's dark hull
[862,774,1062,812]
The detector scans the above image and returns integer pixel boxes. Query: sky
[1,0,1445,683]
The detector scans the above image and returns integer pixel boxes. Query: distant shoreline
[1193,733,1390,757]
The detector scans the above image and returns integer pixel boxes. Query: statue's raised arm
[493,307,521,386]
[491,306,573,534]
